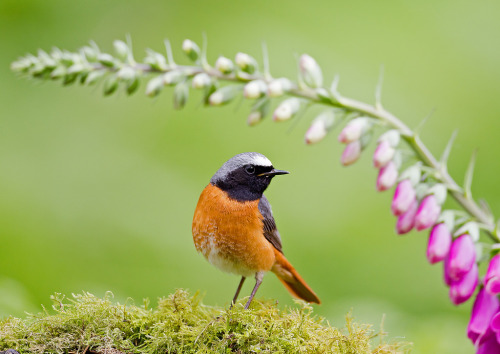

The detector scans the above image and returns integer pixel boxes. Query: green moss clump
[0,289,410,353]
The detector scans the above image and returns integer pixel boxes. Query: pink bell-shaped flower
[426,223,452,264]
[391,179,416,216]
[414,194,441,231]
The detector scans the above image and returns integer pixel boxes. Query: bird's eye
[245,165,256,174]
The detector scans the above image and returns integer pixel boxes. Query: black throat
[212,167,273,202]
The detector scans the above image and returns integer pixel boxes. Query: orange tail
[271,249,320,304]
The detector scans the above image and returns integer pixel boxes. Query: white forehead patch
[250,154,272,167]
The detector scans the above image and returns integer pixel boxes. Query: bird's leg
[230,276,246,308]
[244,272,264,310]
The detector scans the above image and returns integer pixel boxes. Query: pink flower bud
[396,200,418,234]
[448,234,476,281]
[449,263,478,305]
[391,179,416,216]
[373,140,395,168]
[485,255,500,295]
[414,194,441,231]
[376,161,398,191]
[427,223,452,264]
[338,118,368,143]
[467,288,500,345]
[341,140,361,166]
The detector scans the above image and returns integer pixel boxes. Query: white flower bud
[145,49,168,71]
[378,129,401,147]
[113,40,129,60]
[235,52,258,74]
[146,76,165,97]
[427,183,447,205]
[117,66,136,81]
[98,53,116,67]
[182,39,200,62]
[399,163,422,186]
[273,98,301,121]
[163,71,184,86]
[243,80,267,99]
[338,117,371,143]
[268,78,293,97]
[208,85,241,106]
[247,111,263,126]
[299,54,323,88]
[305,111,337,144]
[192,73,211,89]
[215,56,234,74]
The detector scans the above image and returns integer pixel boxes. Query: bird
[192,152,320,309]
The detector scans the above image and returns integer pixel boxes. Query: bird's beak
[258,169,290,177]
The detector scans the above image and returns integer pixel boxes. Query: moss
[0,289,410,353]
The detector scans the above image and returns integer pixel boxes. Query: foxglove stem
[11,41,498,241]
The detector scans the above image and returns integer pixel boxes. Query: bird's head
[210,152,289,201]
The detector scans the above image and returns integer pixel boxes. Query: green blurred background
[2,0,500,352]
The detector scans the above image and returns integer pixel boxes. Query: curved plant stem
[13,56,497,242]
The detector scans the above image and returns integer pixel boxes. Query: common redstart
[192,152,320,309]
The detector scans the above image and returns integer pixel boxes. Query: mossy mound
[0,289,410,353]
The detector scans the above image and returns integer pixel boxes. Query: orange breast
[192,184,275,277]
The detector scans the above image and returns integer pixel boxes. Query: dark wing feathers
[258,195,283,253]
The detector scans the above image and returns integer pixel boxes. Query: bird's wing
[258,195,283,253]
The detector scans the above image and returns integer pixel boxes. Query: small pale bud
[341,140,362,166]
[373,140,396,168]
[273,98,301,121]
[399,163,422,187]
[305,111,336,144]
[81,46,98,62]
[192,73,211,89]
[235,52,258,74]
[117,66,136,81]
[427,183,447,205]
[113,40,129,60]
[85,70,105,85]
[98,53,116,67]
[247,111,263,126]
[145,49,168,71]
[243,80,267,99]
[215,56,234,74]
[268,78,293,97]
[163,71,184,86]
[376,161,398,191]
[173,81,189,110]
[146,76,165,97]
[338,117,371,143]
[391,179,416,216]
[103,75,119,96]
[182,39,200,62]
[299,54,323,88]
[50,66,67,79]
[378,129,401,147]
[455,222,480,242]
[209,85,241,106]
[67,64,85,75]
